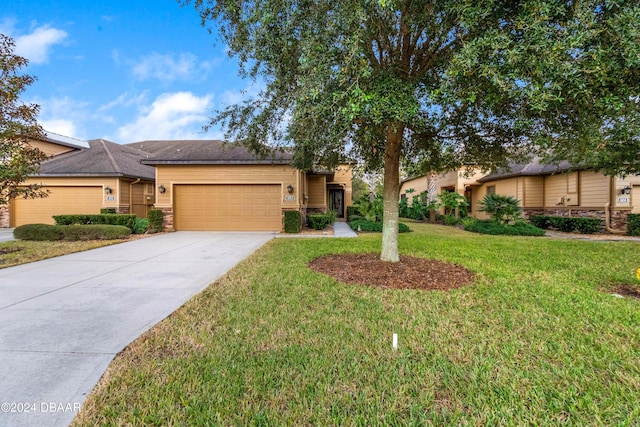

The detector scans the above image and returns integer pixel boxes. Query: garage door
[11,186,103,227]
[174,184,282,231]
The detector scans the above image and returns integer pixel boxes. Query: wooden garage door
[11,186,102,227]
[174,184,282,231]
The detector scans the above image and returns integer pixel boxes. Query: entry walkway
[0,232,275,427]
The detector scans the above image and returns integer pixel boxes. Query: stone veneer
[156,206,174,231]
[523,208,630,233]
[0,205,9,228]
[116,206,130,214]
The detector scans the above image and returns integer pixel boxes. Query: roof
[477,159,573,183]
[43,130,90,149]
[36,139,155,180]
[127,140,293,165]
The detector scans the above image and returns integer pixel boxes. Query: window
[487,186,496,195]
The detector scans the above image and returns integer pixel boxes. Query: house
[400,160,640,230]
[4,137,155,227]
[129,140,353,231]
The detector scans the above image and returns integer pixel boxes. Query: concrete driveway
[0,231,275,427]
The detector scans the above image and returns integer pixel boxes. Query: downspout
[605,202,625,234]
[129,178,141,214]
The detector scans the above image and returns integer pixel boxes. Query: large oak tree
[1,34,47,206]
[184,0,640,261]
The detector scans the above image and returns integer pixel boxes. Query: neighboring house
[4,138,155,227]
[401,160,640,230]
[129,140,352,231]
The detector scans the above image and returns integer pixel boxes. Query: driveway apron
[0,231,275,427]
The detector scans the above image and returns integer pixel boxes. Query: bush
[100,208,117,214]
[548,216,578,232]
[464,219,546,236]
[308,213,331,230]
[284,210,301,233]
[443,215,459,226]
[529,215,551,229]
[13,224,131,241]
[147,209,163,231]
[460,217,478,229]
[346,205,361,219]
[53,214,137,231]
[574,218,602,234]
[629,214,640,236]
[349,218,411,233]
[478,193,522,224]
[133,218,149,234]
[14,224,63,241]
[60,225,131,240]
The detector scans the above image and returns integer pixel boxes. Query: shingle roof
[477,159,572,183]
[127,140,293,165]
[36,139,155,180]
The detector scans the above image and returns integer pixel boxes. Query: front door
[329,189,344,218]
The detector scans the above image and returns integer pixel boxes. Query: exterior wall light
[104,186,112,194]
[159,185,166,194]
[287,184,294,194]
[622,185,632,195]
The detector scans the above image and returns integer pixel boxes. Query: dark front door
[329,189,345,218]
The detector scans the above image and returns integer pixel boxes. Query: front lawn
[74,223,640,425]
[0,239,123,268]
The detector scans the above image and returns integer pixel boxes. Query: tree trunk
[380,123,403,263]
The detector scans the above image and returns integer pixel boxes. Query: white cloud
[218,81,265,107]
[132,52,213,83]
[39,119,77,137]
[14,25,68,64]
[117,92,213,141]
[31,95,90,139]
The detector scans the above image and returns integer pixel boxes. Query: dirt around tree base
[611,284,640,299]
[308,253,475,291]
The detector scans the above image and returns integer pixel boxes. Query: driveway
[0,231,275,427]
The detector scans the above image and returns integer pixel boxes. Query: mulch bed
[308,253,475,291]
[611,284,640,299]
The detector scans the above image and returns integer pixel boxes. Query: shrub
[13,224,131,241]
[548,216,578,233]
[14,224,63,241]
[628,214,640,236]
[349,218,411,233]
[100,208,117,214]
[147,209,163,231]
[478,193,522,224]
[284,210,301,233]
[443,215,459,226]
[326,210,337,225]
[53,214,137,231]
[60,225,131,240]
[133,218,149,234]
[308,213,331,230]
[464,219,546,236]
[529,215,551,229]
[354,195,383,222]
[346,205,361,219]
[460,217,478,229]
[437,191,468,217]
[574,218,602,234]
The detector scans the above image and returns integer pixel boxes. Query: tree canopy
[184,0,640,261]
[0,33,47,206]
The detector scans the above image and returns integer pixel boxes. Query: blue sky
[1,0,258,142]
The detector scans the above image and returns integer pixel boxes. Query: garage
[174,184,282,231]
[10,186,103,227]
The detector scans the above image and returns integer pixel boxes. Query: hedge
[529,215,602,234]
[346,205,361,220]
[308,213,332,230]
[14,224,131,241]
[147,209,163,231]
[529,215,551,229]
[284,210,301,233]
[628,214,640,236]
[464,220,546,236]
[349,219,411,233]
[53,214,137,231]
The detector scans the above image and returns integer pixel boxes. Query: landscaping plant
[478,193,522,224]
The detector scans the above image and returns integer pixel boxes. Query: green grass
[74,223,640,426]
[0,239,123,268]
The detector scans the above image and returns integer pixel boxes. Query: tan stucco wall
[307,176,327,208]
[329,165,353,209]
[153,164,304,211]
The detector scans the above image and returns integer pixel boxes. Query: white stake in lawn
[392,333,398,350]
